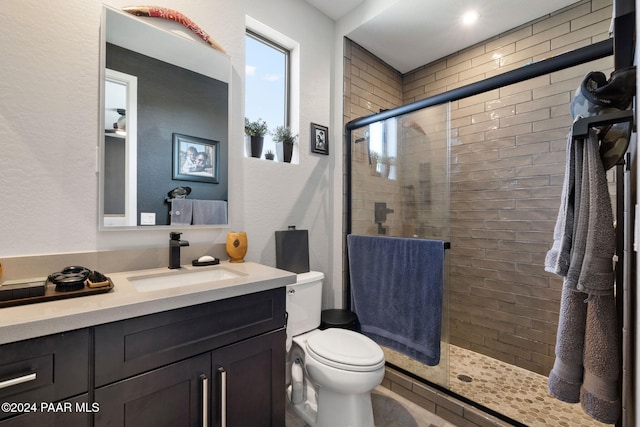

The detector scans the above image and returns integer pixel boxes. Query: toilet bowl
[286,272,385,427]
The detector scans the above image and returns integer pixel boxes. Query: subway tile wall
[344,0,615,382]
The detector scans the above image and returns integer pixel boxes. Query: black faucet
[169,232,189,269]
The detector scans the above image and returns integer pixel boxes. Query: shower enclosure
[346,38,629,425]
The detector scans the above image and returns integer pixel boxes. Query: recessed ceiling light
[462,10,479,26]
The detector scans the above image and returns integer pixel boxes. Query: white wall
[0,0,341,307]
[242,0,338,307]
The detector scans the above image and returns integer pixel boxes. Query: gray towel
[347,235,444,366]
[548,286,587,403]
[545,132,578,276]
[557,128,616,294]
[546,128,619,424]
[576,130,615,294]
[192,200,227,225]
[170,199,193,225]
[581,293,620,424]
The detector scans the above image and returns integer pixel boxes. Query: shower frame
[344,2,636,424]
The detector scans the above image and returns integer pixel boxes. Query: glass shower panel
[350,102,451,388]
[348,49,617,424]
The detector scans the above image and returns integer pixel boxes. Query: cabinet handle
[218,367,227,427]
[0,373,36,390]
[201,374,209,427]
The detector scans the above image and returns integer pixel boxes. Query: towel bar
[571,110,634,138]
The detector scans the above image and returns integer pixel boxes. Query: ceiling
[304,0,583,73]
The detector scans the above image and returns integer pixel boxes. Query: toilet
[286,271,385,427]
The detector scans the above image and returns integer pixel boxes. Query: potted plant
[271,125,297,163]
[369,151,379,176]
[264,149,275,160]
[379,154,394,178]
[244,118,268,158]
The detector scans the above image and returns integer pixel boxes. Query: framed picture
[172,133,219,183]
[311,123,329,155]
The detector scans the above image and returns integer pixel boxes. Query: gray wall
[106,43,229,225]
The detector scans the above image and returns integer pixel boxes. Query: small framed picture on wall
[311,123,329,155]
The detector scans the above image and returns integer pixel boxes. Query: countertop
[0,261,296,345]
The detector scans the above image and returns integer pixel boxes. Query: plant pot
[380,162,391,178]
[283,141,294,163]
[250,136,264,158]
[370,159,379,176]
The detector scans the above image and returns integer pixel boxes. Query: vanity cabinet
[93,287,286,426]
[0,329,90,425]
[0,286,286,426]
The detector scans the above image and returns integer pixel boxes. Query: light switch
[140,212,156,225]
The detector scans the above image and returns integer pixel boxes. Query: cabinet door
[95,353,211,427]
[212,329,285,427]
[0,394,90,427]
[0,329,89,421]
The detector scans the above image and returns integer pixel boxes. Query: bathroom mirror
[99,6,230,229]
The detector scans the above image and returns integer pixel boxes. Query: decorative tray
[0,279,114,309]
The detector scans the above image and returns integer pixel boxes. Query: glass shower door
[349,102,451,388]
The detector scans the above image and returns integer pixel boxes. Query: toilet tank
[287,271,324,337]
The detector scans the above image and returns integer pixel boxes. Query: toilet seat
[305,329,385,372]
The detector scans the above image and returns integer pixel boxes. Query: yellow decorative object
[226,232,248,263]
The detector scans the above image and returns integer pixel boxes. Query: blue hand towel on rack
[347,235,445,366]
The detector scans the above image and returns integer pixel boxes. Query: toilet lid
[305,329,385,372]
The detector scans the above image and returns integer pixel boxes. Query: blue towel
[347,235,445,366]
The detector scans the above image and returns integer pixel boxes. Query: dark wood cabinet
[93,288,285,387]
[0,395,90,427]
[94,287,286,427]
[211,329,285,427]
[95,353,211,427]
[0,329,89,424]
[0,287,286,427]
[94,330,285,427]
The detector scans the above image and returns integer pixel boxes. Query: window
[369,119,397,180]
[245,30,290,159]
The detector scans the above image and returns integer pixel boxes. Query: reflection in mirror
[103,69,137,227]
[100,6,230,229]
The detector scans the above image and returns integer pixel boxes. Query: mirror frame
[98,6,231,231]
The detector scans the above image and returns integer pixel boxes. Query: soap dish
[86,271,111,288]
[192,258,220,267]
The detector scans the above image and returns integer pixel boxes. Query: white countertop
[0,261,296,345]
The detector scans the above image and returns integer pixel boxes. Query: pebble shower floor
[448,345,611,426]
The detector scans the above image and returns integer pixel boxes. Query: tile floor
[286,344,613,427]
[448,345,611,426]
[285,385,454,427]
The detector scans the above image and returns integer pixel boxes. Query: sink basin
[128,267,242,292]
